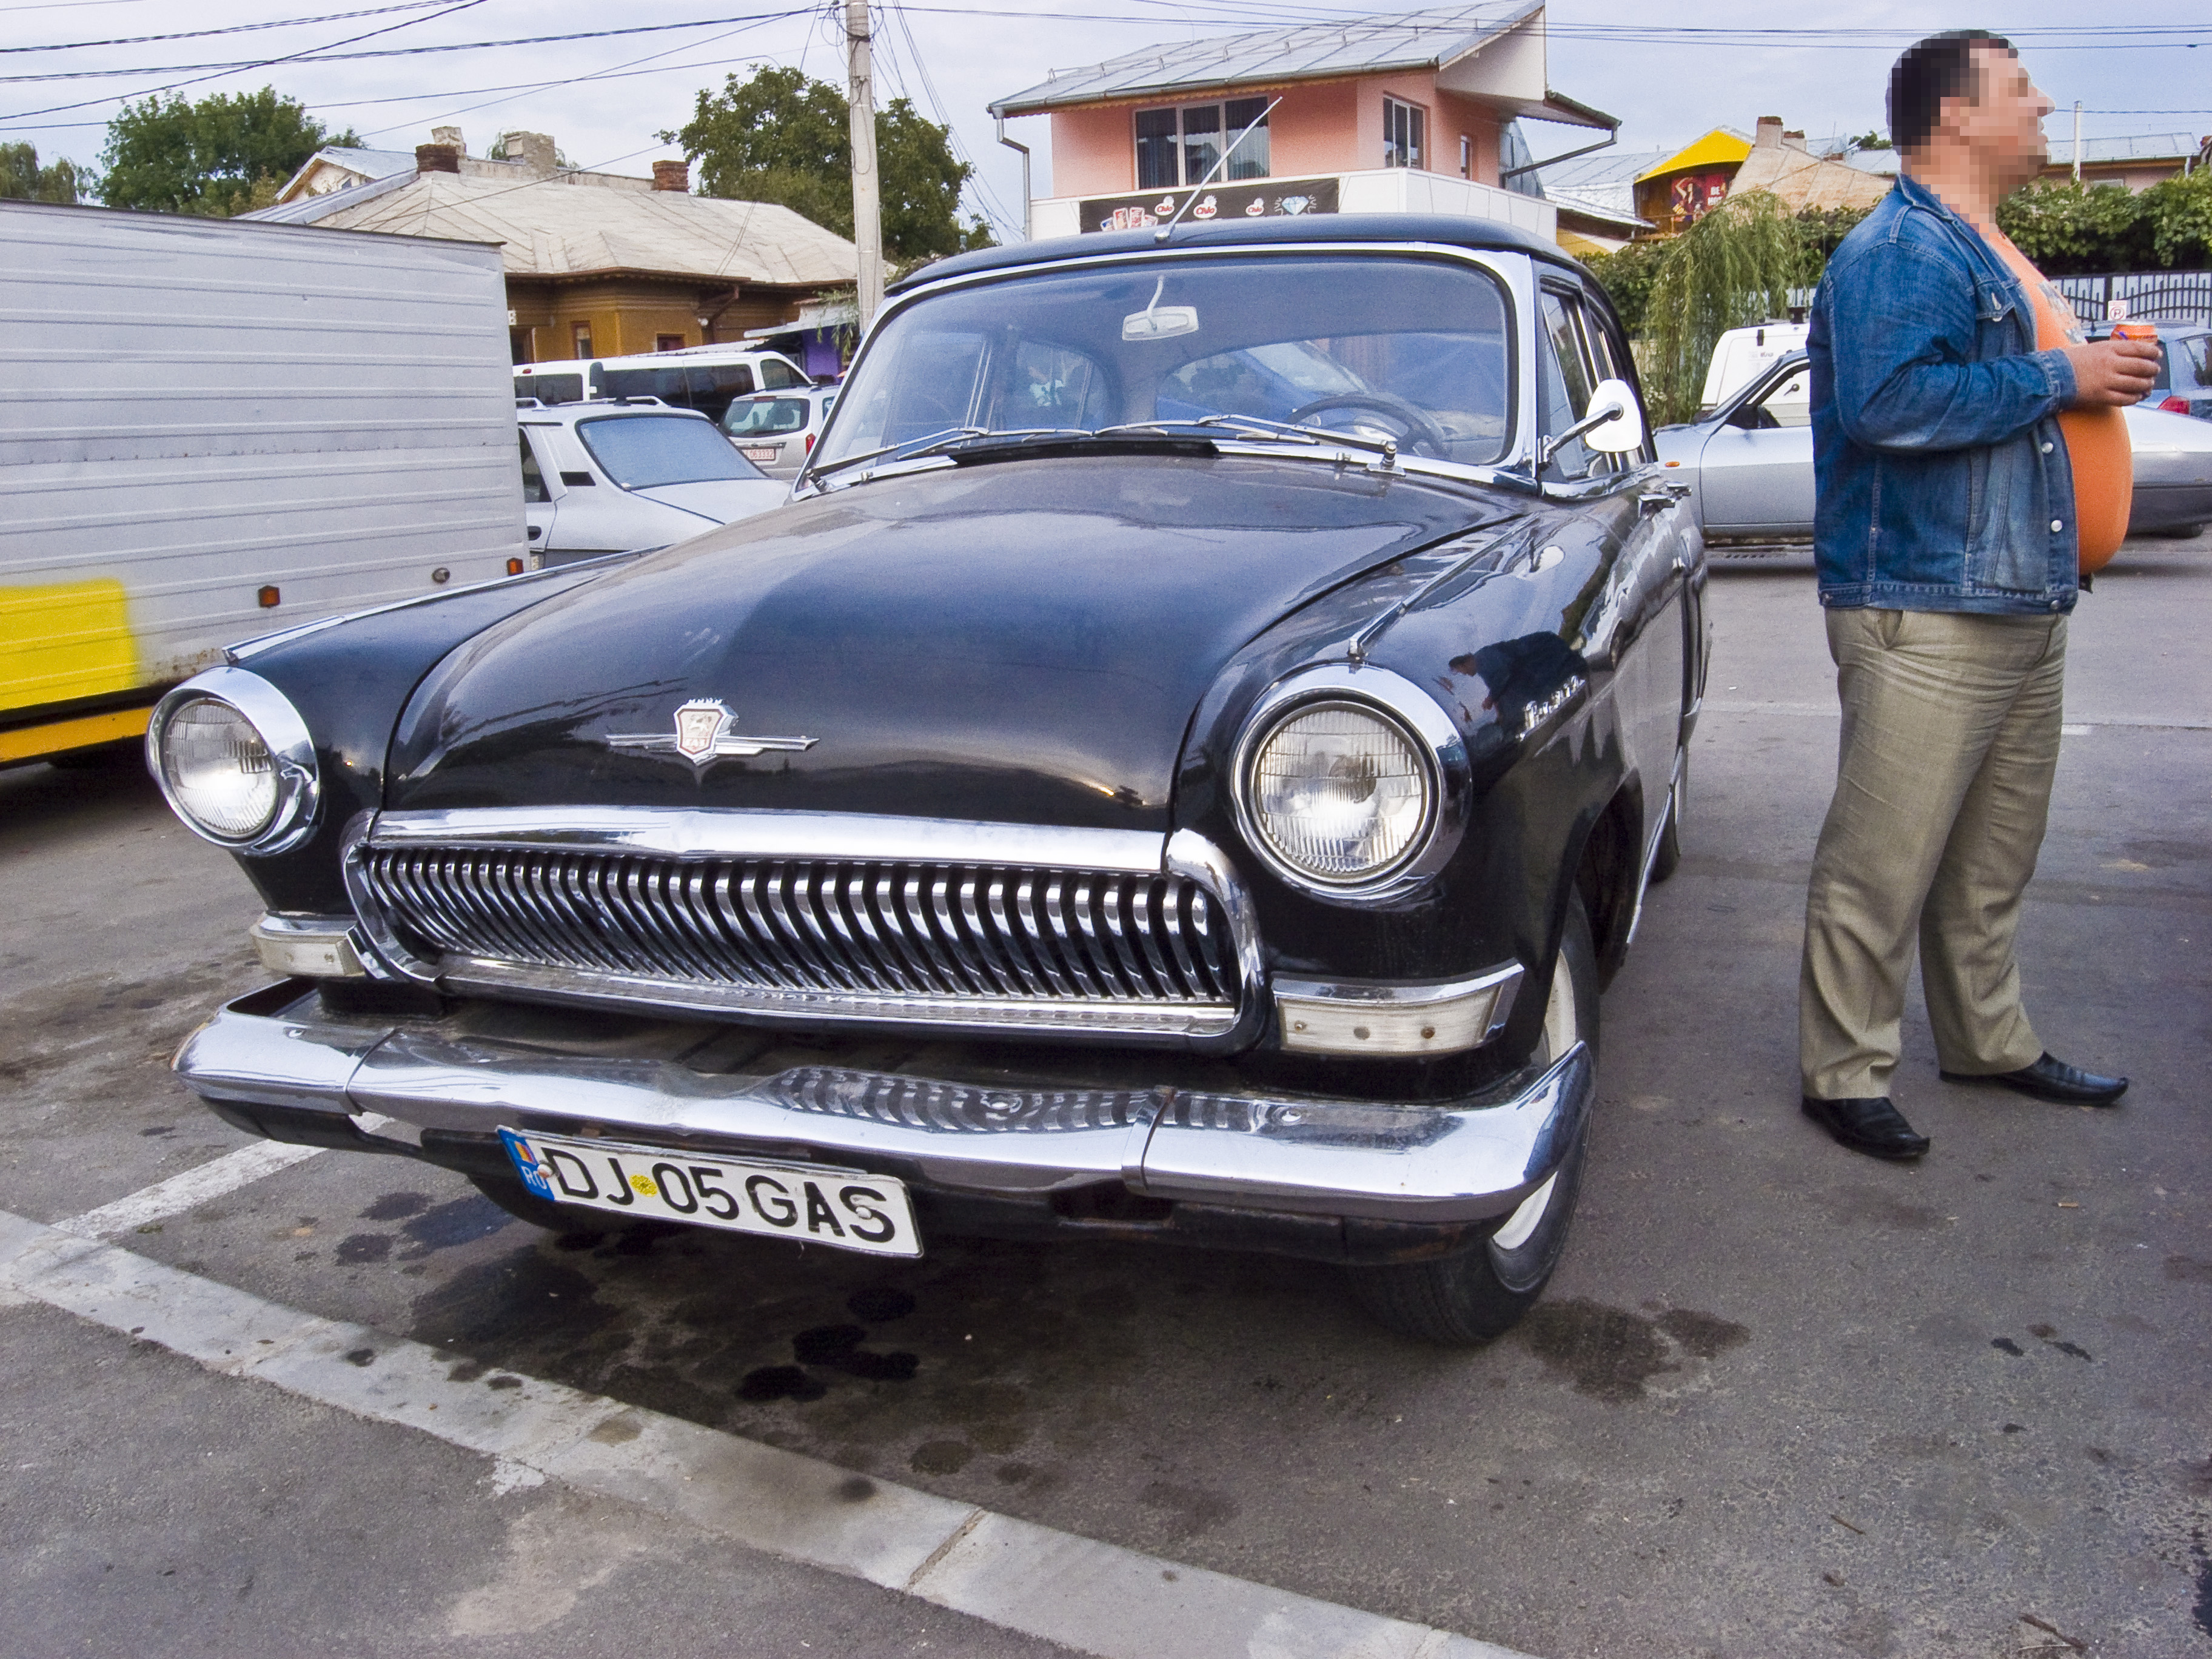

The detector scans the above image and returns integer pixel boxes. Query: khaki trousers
[1798,606,2065,1100]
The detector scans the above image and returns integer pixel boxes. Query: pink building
[990,2,1618,244]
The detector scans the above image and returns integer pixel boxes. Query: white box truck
[1,200,529,765]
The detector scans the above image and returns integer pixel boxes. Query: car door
[1696,357,1815,538]
[519,427,557,555]
[1539,284,1689,820]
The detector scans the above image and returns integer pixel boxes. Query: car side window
[1537,289,1600,483]
[518,431,549,503]
[759,359,802,389]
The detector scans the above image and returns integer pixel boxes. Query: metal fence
[2049,269,2212,324]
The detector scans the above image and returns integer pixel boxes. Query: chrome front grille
[352,842,1245,1039]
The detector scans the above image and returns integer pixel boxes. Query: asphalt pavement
[2,533,2207,1659]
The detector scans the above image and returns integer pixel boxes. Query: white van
[514,346,812,424]
[1699,321,1811,415]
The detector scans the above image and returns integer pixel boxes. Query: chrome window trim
[340,809,1269,1050]
[146,666,321,855]
[1228,664,1471,905]
[802,241,1533,491]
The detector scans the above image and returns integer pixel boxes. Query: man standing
[1798,31,2157,1160]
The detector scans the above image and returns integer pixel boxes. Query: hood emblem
[606,699,817,766]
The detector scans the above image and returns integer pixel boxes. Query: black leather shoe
[1801,1096,1930,1161]
[1940,1052,2127,1107]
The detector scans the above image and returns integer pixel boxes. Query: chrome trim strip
[1227,665,1472,906]
[1623,748,1684,950]
[146,666,321,856]
[223,555,629,663]
[176,990,1594,1222]
[433,956,1242,1041]
[367,807,1166,873]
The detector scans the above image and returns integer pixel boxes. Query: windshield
[723,396,818,437]
[814,253,1514,472]
[578,415,765,488]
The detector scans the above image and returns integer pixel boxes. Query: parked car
[2086,320,2212,423]
[519,400,788,563]
[720,383,839,479]
[1656,350,2212,543]
[150,213,1707,1346]
[1698,320,1809,414]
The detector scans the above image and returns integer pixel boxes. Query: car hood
[631,478,791,521]
[387,453,1521,830]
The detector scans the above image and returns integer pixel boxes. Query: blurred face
[1940,44,2053,192]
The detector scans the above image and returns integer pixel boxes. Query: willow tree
[1644,192,1802,424]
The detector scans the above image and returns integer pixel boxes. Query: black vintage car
[150,215,1706,1344]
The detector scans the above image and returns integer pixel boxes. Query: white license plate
[498,1128,920,1257]
[741,446,780,463]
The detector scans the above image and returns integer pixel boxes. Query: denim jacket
[1807,172,2080,614]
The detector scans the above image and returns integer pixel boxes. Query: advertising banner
[1078,176,1341,234]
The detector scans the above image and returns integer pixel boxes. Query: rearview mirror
[1581,378,1645,454]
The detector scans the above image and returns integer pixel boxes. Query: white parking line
[56,1140,327,1238]
[0,1205,1537,1659]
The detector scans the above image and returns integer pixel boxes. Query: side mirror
[1537,377,1647,469]
[1581,378,1646,454]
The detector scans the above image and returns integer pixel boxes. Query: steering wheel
[1285,392,1452,459]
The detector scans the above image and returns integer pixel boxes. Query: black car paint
[207,224,1702,1114]
[385,455,1522,827]
[220,561,629,915]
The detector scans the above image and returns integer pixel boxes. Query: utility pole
[2072,101,2082,184]
[845,0,884,326]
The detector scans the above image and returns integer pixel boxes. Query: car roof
[520,401,716,425]
[887,212,1585,294]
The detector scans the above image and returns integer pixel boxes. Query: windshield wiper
[808,426,1113,485]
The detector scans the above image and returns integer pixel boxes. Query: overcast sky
[5,1,2208,236]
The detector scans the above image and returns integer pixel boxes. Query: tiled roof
[991,1,1544,115]
[243,172,857,287]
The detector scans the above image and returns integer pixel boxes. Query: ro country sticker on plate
[498,1127,920,1257]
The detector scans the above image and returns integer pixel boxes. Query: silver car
[719,384,839,480]
[1655,350,2212,543]
[519,401,790,566]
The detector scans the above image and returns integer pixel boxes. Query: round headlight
[149,668,320,853]
[159,697,279,840]
[1246,700,1433,885]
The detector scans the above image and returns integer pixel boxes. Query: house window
[655,333,686,352]
[1134,98,1270,189]
[572,323,593,358]
[1384,96,1426,170]
[1459,135,1472,179]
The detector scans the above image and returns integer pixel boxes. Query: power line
[5,0,464,56]
[1,0,488,122]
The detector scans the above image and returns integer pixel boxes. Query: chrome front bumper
[175,985,1593,1228]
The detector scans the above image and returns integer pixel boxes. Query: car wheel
[1347,893,1600,1346]
[1648,759,1684,884]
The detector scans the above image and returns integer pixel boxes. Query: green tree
[664,66,993,261]
[1,143,87,204]
[2139,167,2212,269]
[99,87,357,216]
[1995,179,2154,275]
[1643,192,1802,424]
[1580,239,1665,336]
[1794,204,1872,284]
